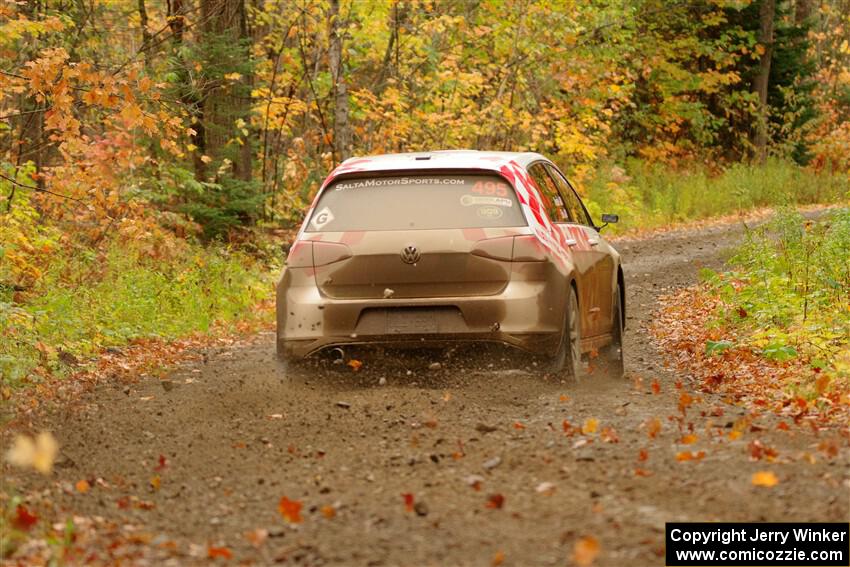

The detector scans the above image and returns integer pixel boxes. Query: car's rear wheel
[549,286,582,379]
[600,285,625,379]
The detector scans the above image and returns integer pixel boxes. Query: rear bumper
[276,267,565,358]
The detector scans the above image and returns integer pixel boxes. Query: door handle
[565,239,577,246]
[588,239,599,246]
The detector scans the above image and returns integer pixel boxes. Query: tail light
[286,240,352,268]
[470,235,546,262]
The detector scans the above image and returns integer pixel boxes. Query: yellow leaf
[751,471,778,487]
[581,418,598,435]
[5,432,58,475]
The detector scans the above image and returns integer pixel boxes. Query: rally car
[276,150,625,378]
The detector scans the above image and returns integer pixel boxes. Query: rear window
[305,175,526,232]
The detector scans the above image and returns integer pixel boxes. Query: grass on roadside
[0,241,272,389]
[582,158,848,232]
[702,207,850,396]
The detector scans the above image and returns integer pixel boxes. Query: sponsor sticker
[460,195,513,208]
[310,206,335,230]
[477,206,504,219]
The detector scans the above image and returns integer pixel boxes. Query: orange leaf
[278,496,303,523]
[513,421,525,430]
[573,536,601,566]
[347,359,362,371]
[207,546,233,560]
[402,493,414,512]
[680,434,698,445]
[150,475,161,491]
[321,505,336,519]
[651,379,661,394]
[678,392,693,414]
[634,468,653,477]
[600,427,619,443]
[646,417,662,439]
[75,479,90,493]
[486,493,505,509]
[559,394,570,402]
[492,550,505,566]
[675,450,706,462]
[637,448,649,462]
[751,471,778,487]
[728,430,743,440]
[245,528,268,548]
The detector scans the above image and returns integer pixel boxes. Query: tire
[549,286,582,379]
[600,284,625,379]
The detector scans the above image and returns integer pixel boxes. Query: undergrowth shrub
[701,207,850,393]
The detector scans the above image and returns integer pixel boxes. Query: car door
[544,164,615,339]
[525,162,597,338]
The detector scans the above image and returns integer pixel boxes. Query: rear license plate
[387,309,439,334]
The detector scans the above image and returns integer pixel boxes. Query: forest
[1,0,849,393]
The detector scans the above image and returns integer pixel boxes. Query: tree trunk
[328,0,351,163]
[137,0,153,71]
[752,0,775,163]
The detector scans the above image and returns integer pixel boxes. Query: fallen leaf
[321,505,336,519]
[680,434,698,445]
[678,392,693,414]
[600,427,619,443]
[637,448,649,462]
[402,493,415,513]
[651,379,661,394]
[278,496,303,523]
[492,550,505,566]
[347,359,363,371]
[675,451,706,462]
[513,421,526,430]
[573,535,601,566]
[751,471,779,487]
[207,546,233,559]
[5,431,59,475]
[559,394,570,402]
[12,505,38,531]
[645,417,662,438]
[485,493,505,509]
[245,528,268,548]
[76,479,91,493]
[728,430,743,440]
[581,418,598,435]
[150,476,161,491]
[634,468,653,477]
[154,454,168,471]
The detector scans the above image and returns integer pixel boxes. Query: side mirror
[598,213,619,231]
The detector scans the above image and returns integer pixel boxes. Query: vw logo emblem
[400,245,421,265]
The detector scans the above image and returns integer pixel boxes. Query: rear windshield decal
[477,206,504,219]
[334,177,465,191]
[310,206,335,230]
[460,195,513,207]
